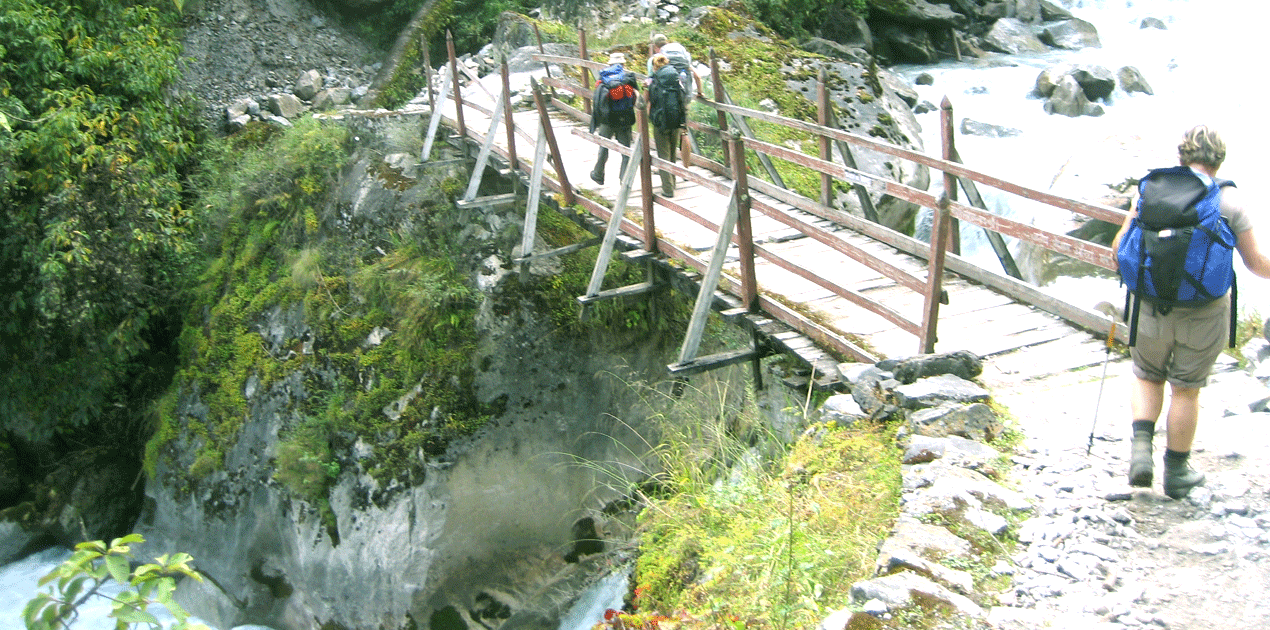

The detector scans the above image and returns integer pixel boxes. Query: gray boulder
[267,93,305,119]
[908,402,1004,442]
[819,11,873,52]
[960,118,1022,138]
[1039,0,1075,21]
[817,393,866,427]
[1034,63,1073,97]
[1140,17,1168,30]
[1117,66,1154,95]
[1014,0,1042,23]
[850,571,985,618]
[876,23,936,64]
[800,37,871,64]
[312,87,353,111]
[1040,18,1101,49]
[983,18,1049,55]
[1070,64,1117,100]
[294,69,323,101]
[868,0,965,27]
[893,374,990,410]
[1044,75,1103,117]
[892,349,984,383]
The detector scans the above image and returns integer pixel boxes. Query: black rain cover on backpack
[649,65,685,130]
[1116,165,1238,345]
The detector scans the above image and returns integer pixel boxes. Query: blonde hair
[651,53,669,69]
[651,33,668,48]
[1178,125,1226,169]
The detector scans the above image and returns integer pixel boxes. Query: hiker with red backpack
[589,52,639,186]
[1112,126,1270,499]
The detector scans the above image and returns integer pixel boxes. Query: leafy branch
[23,534,210,630]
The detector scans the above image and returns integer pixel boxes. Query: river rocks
[1117,65,1153,95]
[1040,18,1101,49]
[1035,62,1148,117]
[960,118,1023,138]
[984,18,1050,55]
[1140,17,1168,30]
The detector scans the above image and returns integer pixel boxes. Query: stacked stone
[816,351,1023,628]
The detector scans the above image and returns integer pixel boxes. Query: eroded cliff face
[134,113,693,630]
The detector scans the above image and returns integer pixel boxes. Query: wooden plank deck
[428,85,1114,383]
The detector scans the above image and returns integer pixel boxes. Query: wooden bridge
[414,30,1132,388]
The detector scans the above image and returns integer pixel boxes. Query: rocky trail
[982,352,1270,629]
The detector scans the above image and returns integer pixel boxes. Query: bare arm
[1236,228,1270,278]
[1109,208,1137,271]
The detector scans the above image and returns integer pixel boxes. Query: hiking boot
[1129,434,1153,487]
[590,170,604,185]
[1163,454,1205,500]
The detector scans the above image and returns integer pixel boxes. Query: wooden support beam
[516,237,601,264]
[461,90,506,202]
[456,192,517,209]
[446,31,466,142]
[517,125,550,280]
[577,281,657,305]
[583,135,645,299]
[421,67,452,161]
[678,184,741,365]
[668,347,766,377]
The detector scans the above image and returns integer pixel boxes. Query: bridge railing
[423,29,1130,362]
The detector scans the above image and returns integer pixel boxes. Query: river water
[3,1,1266,628]
[899,0,1270,316]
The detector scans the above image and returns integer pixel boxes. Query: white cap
[608,52,627,65]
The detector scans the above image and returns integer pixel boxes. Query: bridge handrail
[427,33,1132,358]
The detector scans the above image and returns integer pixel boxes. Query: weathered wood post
[532,23,558,100]
[638,103,657,252]
[422,35,434,111]
[941,97,961,255]
[920,97,957,354]
[817,67,832,207]
[579,23,591,117]
[500,57,518,171]
[709,48,730,169]
[530,77,575,207]
[446,30,466,141]
[728,130,758,311]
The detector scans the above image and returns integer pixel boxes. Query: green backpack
[649,65,686,129]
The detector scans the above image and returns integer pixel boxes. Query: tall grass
[583,367,901,629]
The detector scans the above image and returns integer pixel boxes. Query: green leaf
[0,112,10,132]
[112,605,159,626]
[104,554,131,586]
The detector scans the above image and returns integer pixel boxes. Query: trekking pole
[1087,318,1118,455]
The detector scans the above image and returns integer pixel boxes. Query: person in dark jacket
[647,53,685,197]
[589,52,638,185]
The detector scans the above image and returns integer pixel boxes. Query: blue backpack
[597,65,636,112]
[1116,166,1237,346]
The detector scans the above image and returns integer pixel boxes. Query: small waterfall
[555,569,629,630]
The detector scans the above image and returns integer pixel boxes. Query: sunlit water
[896,0,1270,316]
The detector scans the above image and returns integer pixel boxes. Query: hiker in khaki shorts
[1111,126,1270,498]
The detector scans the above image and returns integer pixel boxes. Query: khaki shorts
[1129,294,1229,389]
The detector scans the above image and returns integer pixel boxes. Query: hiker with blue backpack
[589,52,639,186]
[1112,126,1270,499]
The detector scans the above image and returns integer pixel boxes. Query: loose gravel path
[982,354,1270,630]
